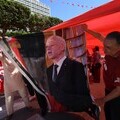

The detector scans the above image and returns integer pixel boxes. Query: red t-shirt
[103,51,120,92]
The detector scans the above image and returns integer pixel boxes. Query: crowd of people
[0,25,120,120]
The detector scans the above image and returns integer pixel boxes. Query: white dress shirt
[54,56,66,74]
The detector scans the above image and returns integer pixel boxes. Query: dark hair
[105,31,120,44]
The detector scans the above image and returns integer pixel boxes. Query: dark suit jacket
[47,57,92,111]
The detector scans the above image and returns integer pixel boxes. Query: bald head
[47,35,66,49]
[46,35,66,62]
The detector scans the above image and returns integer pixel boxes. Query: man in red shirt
[102,32,120,120]
[82,24,120,120]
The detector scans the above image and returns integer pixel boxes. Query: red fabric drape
[44,0,120,54]
[44,0,120,32]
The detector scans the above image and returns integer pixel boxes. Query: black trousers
[92,63,101,83]
[104,89,120,120]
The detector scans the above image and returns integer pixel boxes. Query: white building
[15,0,51,16]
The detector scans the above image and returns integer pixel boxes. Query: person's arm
[103,86,120,102]
[81,24,105,42]
[95,86,120,106]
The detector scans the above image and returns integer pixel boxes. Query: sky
[39,0,111,21]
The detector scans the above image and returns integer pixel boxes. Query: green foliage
[28,14,41,32]
[0,0,63,36]
[0,0,31,36]
[28,15,63,32]
[6,30,29,37]
[41,16,63,30]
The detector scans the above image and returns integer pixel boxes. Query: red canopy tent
[44,0,120,54]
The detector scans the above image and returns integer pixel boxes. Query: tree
[28,15,63,32]
[28,14,41,32]
[0,0,31,36]
[0,0,63,36]
[41,16,63,30]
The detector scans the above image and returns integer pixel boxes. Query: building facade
[15,0,51,16]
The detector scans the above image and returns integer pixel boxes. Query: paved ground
[89,65,105,120]
[0,94,43,120]
[0,94,84,120]
[89,80,105,120]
